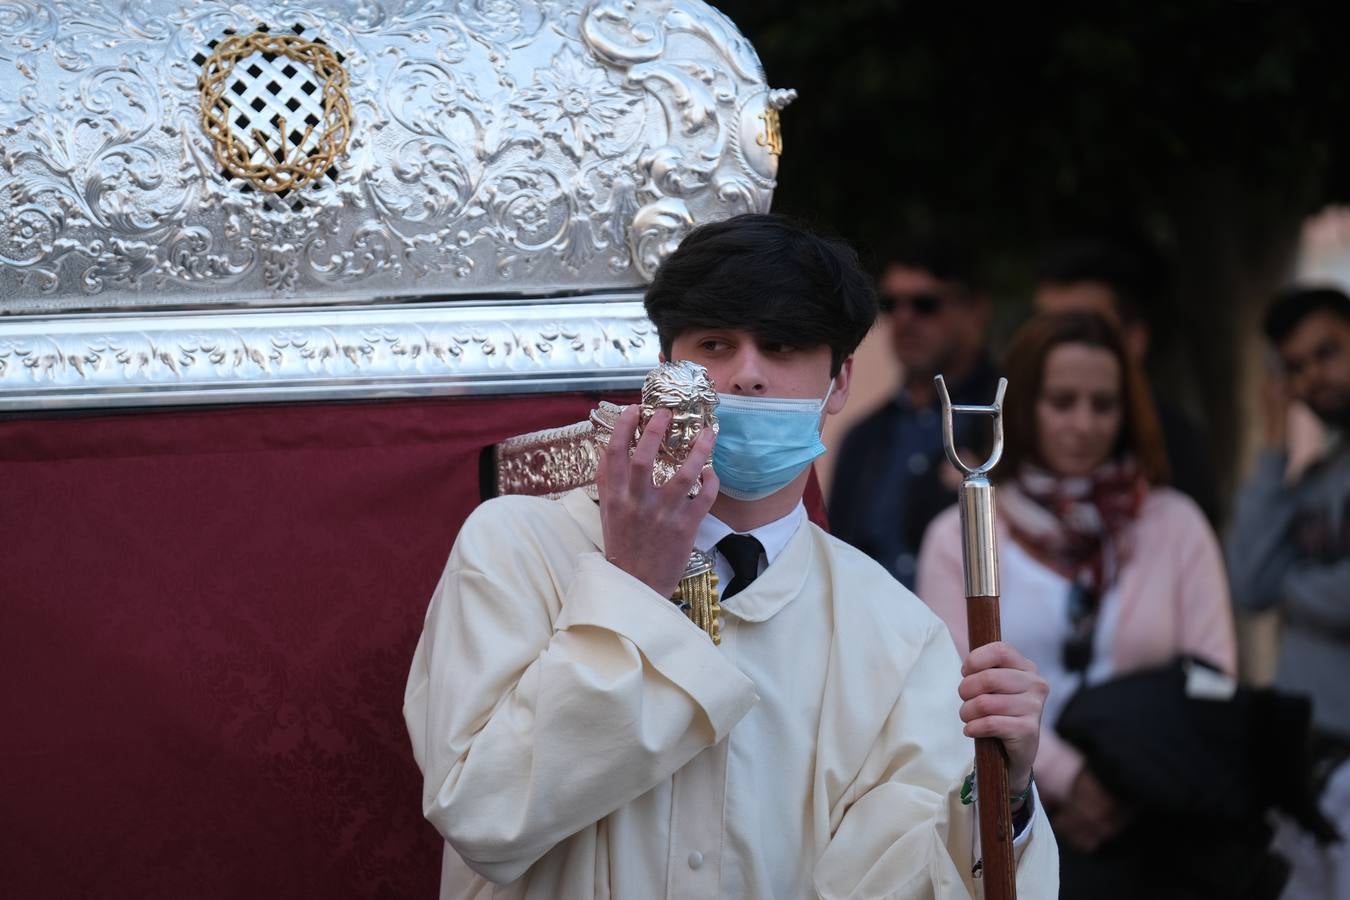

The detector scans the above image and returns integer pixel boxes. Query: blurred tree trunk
[1166,165,1316,520]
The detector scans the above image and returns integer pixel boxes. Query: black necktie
[717,533,763,600]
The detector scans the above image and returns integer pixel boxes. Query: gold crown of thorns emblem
[198,30,352,194]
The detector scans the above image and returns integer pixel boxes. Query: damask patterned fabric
[0,394,829,897]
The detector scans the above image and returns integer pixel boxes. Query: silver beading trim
[0,295,657,410]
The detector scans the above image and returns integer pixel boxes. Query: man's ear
[658,351,667,364]
[825,357,853,416]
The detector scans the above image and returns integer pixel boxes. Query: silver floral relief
[0,0,793,313]
[494,419,601,498]
[0,297,659,409]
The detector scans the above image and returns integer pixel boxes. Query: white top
[404,490,1059,899]
[997,538,1122,734]
[918,488,1237,803]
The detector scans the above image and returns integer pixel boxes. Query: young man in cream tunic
[404,215,1059,899]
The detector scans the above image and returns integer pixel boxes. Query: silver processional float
[1,0,1020,894]
[0,3,793,894]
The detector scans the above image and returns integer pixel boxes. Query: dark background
[715,0,1350,501]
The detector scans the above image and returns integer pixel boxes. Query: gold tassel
[671,550,721,645]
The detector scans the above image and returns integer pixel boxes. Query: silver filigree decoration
[495,420,601,499]
[0,0,793,314]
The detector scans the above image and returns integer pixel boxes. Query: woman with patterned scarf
[917,311,1237,897]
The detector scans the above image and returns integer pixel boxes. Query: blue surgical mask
[712,382,834,501]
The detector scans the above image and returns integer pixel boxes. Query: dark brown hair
[644,214,877,377]
[996,311,1169,485]
[1264,285,1350,343]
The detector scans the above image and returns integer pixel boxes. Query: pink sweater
[915,486,1237,805]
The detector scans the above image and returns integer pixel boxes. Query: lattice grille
[228,49,326,163]
[197,25,351,200]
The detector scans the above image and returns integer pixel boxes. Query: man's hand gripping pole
[935,375,1016,900]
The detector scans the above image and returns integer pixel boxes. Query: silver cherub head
[591,360,719,492]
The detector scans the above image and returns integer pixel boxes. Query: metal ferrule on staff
[936,376,1005,599]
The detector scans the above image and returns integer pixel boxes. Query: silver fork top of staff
[933,375,1008,478]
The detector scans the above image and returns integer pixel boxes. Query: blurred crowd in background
[702,3,1350,895]
[814,229,1350,900]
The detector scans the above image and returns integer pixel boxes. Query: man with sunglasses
[830,238,997,588]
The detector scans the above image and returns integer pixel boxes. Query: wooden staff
[935,374,1015,900]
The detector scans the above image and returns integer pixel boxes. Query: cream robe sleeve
[403,497,758,884]
[813,614,1059,900]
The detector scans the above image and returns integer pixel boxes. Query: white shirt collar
[695,501,806,571]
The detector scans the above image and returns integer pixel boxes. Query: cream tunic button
[688,851,704,870]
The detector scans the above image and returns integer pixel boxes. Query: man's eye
[698,339,727,352]
[764,342,797,354]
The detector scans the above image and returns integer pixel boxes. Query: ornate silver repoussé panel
[0,0,793,409]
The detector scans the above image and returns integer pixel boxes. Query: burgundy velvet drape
[0,395,827,898]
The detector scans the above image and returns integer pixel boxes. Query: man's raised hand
[595,405,719,598]
[958,641,1049,799]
